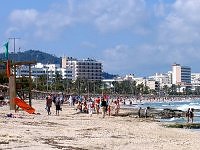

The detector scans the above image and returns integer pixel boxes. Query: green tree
[136,83,144,95]
[193,86,200,95]
[169,84,177,95]
[36,74,47,91]
[163,85,169,95]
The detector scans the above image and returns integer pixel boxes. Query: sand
[0,99,200,150]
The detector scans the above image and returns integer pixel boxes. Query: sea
[124,98,200,123]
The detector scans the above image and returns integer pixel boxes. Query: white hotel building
[148,72,172,88]
[172,63,191,85]
[191,73,200,91]
[62,56,103,81]
[191,73,200,86]
[16,63,73,80]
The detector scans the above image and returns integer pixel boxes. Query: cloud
[159,0,200,45]
[153,1,168,17]
[9,9,38,27]
[102,45,129,73]
[7,0,148,40]
[6,0,200,75]
[91,0,147,32]
[5,26,19,37]
[8,2,73,40]
[153,0,200,71]
[102,41,200,75]
[101,44,169,74]
[104,45,128,60]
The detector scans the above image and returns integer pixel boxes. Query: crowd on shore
[45,94,121,118]
[43,94,199,124]
[1,93,200,121]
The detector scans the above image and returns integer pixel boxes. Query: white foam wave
[177,103,200,111]
[160,117,185,123]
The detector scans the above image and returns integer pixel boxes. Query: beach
[0,99,200,150]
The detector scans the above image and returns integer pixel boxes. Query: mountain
[0,50,61,64]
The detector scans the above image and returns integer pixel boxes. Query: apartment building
[62,56,102,81]
[149,72,172,88]
[172,63,191,85]
[191,73,200,86]
[16,63,73,80]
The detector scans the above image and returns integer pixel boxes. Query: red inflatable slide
[14,97,35,114]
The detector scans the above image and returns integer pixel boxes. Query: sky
[1,0,200,77]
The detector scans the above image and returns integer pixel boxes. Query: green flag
[3,42,9,59]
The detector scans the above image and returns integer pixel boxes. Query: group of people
[45,93,196,123]
[138,107,149,118]
[72,96,121,118]
[45,94,121,118]
[45,94,63,116]
[186,108,194,123]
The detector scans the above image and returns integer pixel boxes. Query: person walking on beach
[116,99,120,115]
[144,107,148,118]
[101,98,107,118]
[55,96,62,116]
[189,108,194,123]
[138,107,142,118]
[186,108,190,123]
[186,108,194,123]
[114,100,120,116]
[87,99,94,117]
[107,100,111,116]
[95,97,100,115]
[46,95,52,115]
[69,95,73,107]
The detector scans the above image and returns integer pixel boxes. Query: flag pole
[8,37,20,111]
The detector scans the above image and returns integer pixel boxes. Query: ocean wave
[177,104,200,111]
[159,117,185,123]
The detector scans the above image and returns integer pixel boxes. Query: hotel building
[149,72,172,88]
[16,63,73,80]
[62,56,103,81]
[172,63,191,85]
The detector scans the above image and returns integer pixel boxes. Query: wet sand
[0,99,200,150]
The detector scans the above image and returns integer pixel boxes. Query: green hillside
[0,50,61,64]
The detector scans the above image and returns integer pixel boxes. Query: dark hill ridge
[0,50,117,79]
[0,50,61,64]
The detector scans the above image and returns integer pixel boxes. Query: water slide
[14,97,35,114]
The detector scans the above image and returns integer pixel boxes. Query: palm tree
[143,86,150,94]
[63,78,72,94]
[136,83,144,95]
[169,84,177,95]
[194,86,200,95]
[163,85,169,96]
[130,81,137,95]
[37,74,47,91]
